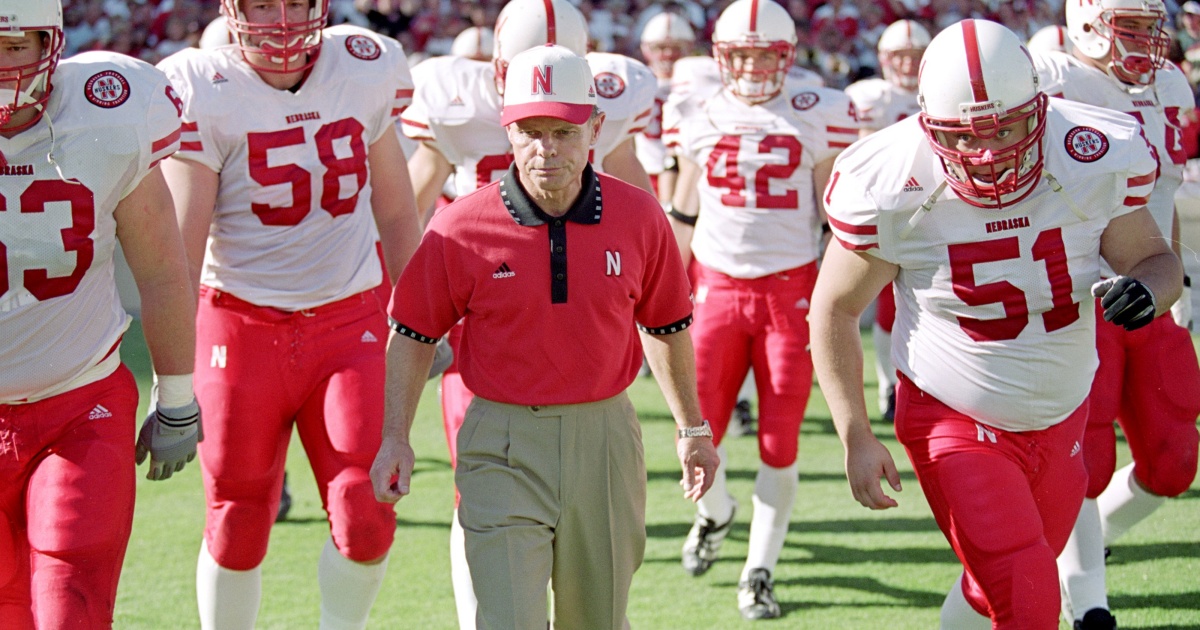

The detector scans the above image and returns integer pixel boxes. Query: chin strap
[898,180,949,240]
[1042,170,1089,221]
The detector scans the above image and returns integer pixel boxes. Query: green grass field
[113,324,1200,629]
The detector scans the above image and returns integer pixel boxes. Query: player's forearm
[1128,251,1185,316]
[382,331,438,444]
[138,278,198,376]
[811,305,875,448]
[374,208,422,283]
[640,329,706,430]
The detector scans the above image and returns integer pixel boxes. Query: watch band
[677,420,713,439]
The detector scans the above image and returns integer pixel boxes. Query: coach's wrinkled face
[506,112,604,196]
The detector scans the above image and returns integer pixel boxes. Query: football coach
[370,44,721,630]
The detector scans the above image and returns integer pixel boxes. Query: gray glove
[1092,276,1157,331]
[135,398,202,481]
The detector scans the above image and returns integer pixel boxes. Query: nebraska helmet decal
[791,92,819,110]
[1064,126,1110,162]
[345,34,381,60]
[593,72,626,98]
[84,70,131,109]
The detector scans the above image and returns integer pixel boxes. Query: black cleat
[276,472,293,523]
[738,568,782,620]
[732,399,757,437]
[1075,608,1117,630]
[882,387,896,423]
[681,502,737,576]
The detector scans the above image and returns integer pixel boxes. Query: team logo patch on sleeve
[593,72,625,99]
[346,35,381,60]
[1064,126,1109,163]
[791,92,819,111]
[84,70,130,108]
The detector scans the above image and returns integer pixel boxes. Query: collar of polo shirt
[499,163,604,227]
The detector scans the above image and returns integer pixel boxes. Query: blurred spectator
[65,0,111,56]
[812,0,861,39]
[1178,1,1200,88]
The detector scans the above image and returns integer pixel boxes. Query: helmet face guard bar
[0,28,63,131]
[713,40,795,103]
[1100,8,1170,85]
[225,0,327,74]
[919,92,1048,209]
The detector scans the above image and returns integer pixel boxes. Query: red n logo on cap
[532,65,553,94]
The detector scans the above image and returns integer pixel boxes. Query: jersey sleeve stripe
[827,214,877,235]
[400,117,429,129]
[391,107,406,117]
[1123,195,1149,207]
[151,126,182,154]
[181,121,198,132]
[826,125,858,134]
[1127,172,1156,188]
[396,89,414,98]
[830,141,852,148]
[180,141,204,152]
[628,125,646,134]
[634,108,652,121]
[832,233,877,251]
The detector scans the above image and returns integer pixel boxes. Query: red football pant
[0,367,139,630]
[1086,306,1200,498]
[896,373,1087,630]
[691,263,816,467]
[875,282,895,333]
[195,286,395,570]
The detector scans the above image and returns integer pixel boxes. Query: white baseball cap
[500,44,596,126]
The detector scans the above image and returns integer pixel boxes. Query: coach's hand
[371,437,415,503]
[678,436,720,502]
[1092,276,1157,331]
[136,398,202,481]
[844,431,901,510]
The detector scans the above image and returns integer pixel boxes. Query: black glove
[1091,276,1156,331]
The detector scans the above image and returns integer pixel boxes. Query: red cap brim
[501,101,593,126]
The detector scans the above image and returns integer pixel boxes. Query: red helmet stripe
[961,20,989,102]
[544,0,557,44]
[749,0,759,31]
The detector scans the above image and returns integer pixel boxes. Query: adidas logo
[902,177,924,192]
[361,330,378,343]
[211,72,228,85]
[492,262,515,279]
[88,404,113,420]
[450,95,464,106]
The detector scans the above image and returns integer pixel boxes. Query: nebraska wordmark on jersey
[402,52,656,196]
[826,100,1158,432]
[665,86,859,278]
[158,26,413,311]
[843,77,920,134]
[0,53,181,402]
[1034,50,1192,248]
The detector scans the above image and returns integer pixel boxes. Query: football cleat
[276,472,292,523]
[681,501,737,576]
[883,387,896,423]
[738,568,782,620]
[1075,608,1117,630]
[732,399,757,437]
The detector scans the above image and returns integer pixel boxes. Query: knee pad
[205,478,278,571]
[327,470,395,562]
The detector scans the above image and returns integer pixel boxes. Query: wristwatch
[678,420,713,439]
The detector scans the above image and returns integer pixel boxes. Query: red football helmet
[0,0,65,131]
[221,0,329,74]
[918,20,1047,209]
[712,0,798,103]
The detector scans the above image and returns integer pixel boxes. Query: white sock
[696,445,735,523]
[1057,499,1108,621]
[940,572,991,630]
[450,510,478,629]
[872,324,895,413]
[197,539,261,630]
[1097,463,1166,545]
[741,463,798,580]
[318,537,389,630]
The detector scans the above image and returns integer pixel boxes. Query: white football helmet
[1065,0,1169,86]
[877,20,930,91]
[1026,24,1073,55]
[221,0,329,74]
[451,26,494,61]
[493,0,588,92]
[712,0,798,103]
[0,0,64,131]
[640,11,695,77]
[918,20,1047,209]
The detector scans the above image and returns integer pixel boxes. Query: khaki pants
[456,394,647,630]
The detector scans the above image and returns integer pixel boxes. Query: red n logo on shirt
[532,65,553,95]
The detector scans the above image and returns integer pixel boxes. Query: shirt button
[531,406,541,411]
[556,273,564,280]
[555,246,563,253]
[554,220,562,227]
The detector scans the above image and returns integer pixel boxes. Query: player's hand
[1092,276,1157,331]
[370,437,415,503]
[843,431,901,510]
[427,336,454,380]
[135,398,202,481]
[1171,284,1192,331]
[677,436,720,502]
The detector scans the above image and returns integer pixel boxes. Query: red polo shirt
[388,165,693,406]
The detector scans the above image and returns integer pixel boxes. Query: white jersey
[843,77,920,133]
[159,26,413,311]
[635,77,672,176]
[1034,51,1192,248]
[402,52,656,197]
[826,100,1158,431]
[665,86,860,277]
[0,53,181,402]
